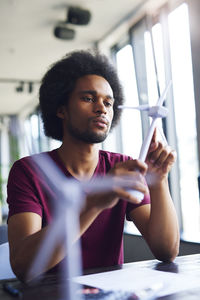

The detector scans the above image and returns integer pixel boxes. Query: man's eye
[81,96,94,102]
[104,101,113,107]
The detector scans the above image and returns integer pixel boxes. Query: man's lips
[92,117,109,128]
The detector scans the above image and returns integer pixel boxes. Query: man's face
[61,74,114,143]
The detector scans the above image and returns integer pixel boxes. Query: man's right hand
[83,159,148,213]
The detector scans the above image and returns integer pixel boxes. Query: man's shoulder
[13,151,47,164]
[10,150,56,173]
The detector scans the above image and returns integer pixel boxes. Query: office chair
[0,242,16,279]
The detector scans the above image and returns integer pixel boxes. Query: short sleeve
[7,159,43,220]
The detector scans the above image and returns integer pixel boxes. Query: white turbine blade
[118,104,150,111]
[27,170,83,300]
[28,154,84,286]
[27,212,66,281]
[31,153,84,210]
[62,209,83,300]
[156,80,172,107]
[139,118,158,162]
[81,175,145,195]
[82,175,146,203]
[138,81,172,162]
[31,153,68,193]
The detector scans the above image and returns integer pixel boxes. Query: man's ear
[56,106,66,119]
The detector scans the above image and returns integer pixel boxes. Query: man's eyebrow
[79,90,114,101]
[79,90,97,95]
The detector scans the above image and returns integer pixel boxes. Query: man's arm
[8,212,66,282]
[129,184,179,262]
[129,130,180,262]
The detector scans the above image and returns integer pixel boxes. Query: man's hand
[146,128,177,186]
[83,160,148,213]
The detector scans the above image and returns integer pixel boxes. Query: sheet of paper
[74,266,200,297]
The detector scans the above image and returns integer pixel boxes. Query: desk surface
[1,253,200,299]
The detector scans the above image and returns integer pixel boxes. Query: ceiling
[0,0,148,116]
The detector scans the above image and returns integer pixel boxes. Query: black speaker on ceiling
[53,6,91,40]
[67,6,91,25]
[54,24,75,40]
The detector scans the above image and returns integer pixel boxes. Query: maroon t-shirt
[7,149,150,270]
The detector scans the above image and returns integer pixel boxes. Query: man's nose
[93,99,106,114]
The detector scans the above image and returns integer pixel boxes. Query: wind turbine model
[118,80,172,200]
[26,153,145,300]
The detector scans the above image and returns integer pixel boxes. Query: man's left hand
[145,128,176,186]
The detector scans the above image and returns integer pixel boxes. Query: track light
[14,81,36,93]
[15,81,24,93]
[28,82,33,93]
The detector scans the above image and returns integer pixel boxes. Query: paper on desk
[74,266,200,297]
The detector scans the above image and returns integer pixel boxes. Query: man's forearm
[10,225,65,282]
[10,206,102,282]
[147,179,180,261]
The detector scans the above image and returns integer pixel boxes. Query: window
[168,3,199,241]
[114,2,200,241]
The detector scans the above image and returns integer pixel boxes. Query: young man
[7,50,180,282]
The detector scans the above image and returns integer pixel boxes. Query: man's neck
[57,139,100,181]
